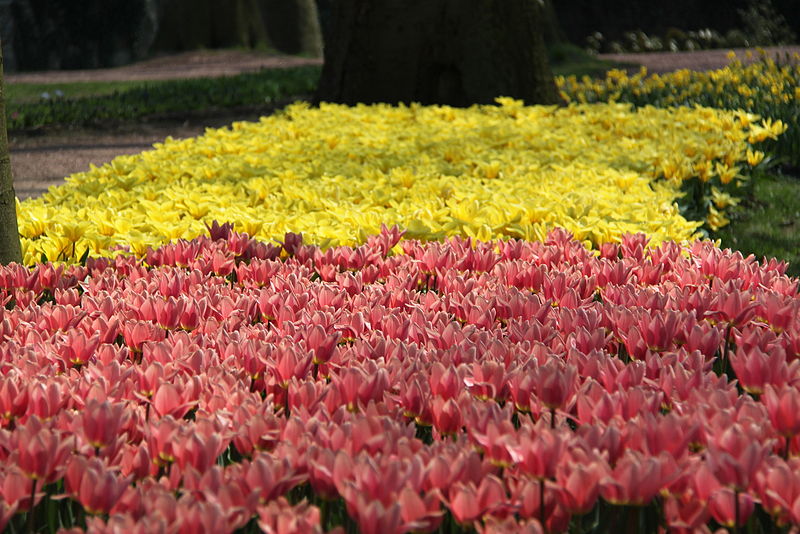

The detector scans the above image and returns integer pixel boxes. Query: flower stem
[27,478,37,533]
[540,478,547,533]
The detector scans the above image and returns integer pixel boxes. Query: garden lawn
[715,170,800,278]
[6,66,321,131]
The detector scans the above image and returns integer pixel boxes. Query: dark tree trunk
[316,0,561,107]
[263,0,323,56]
[152,0,322,57]
[541,0,566,44]
[0,38,22,265]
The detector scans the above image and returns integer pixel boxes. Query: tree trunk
[540,0,566,44]
[0,38,22,265]
[316,0,561,107]
[263,0,323,56]
[152,0,323,57]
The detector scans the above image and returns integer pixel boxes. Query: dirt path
[9,50,324,199]
[10,111,270,199]
[600,46,800,74]
[6,50,322,84]
[9,47,799,200]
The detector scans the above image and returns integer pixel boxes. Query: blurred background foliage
[552,0,797,53]
[0,0,322,72]
[0,0,797,73]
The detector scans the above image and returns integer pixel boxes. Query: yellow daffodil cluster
[556,49,796,165]
[17,99,771,264]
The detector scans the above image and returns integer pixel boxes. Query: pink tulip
[446,475,510,524]
[173,427,226,473]
[430,396,463,436]
[509,476,556,522]
[763,384,800,439]
[168,495,238,534]
[730,345,791,395]
[477,516,544,534]
[635,412,700,461]
[151,382,196,419]
[533,360,578,414]
[269,345,313,389]
[662,492,711,531]
[64,456,131,515]
[74,399,129,451]
[32,262,66,292]
[511,428,566,480]
[0,372,28,427]
[123,320,167,353]
[754,457,800,524]
[464,360,507,402]
[0,466,38,511]
[429,363,463,400]
[27,379,69,420]
[12,416,72,483]
[507,369,537,413]
[331,365,389,412]
[708,488,755,528]
[706,425,769,491]
[397,487,444,532]
[709,290,757,327]
[350,497,404,534]
[243,454,306,503]
[556,451,608,514]
[232,404,282,456]
[146,416,180,470]
[257,497,324,534]
[398,376,429,421]
[600,450,680,506]
[0,500,17,533]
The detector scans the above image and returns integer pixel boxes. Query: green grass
[547,42,636,78]
[6,66,321,131]
[713,171,800,277]
[6,80,171,104]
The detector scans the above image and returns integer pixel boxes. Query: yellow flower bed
[555,50,794,167]
[557,51,799,112]
[17,99,768,264]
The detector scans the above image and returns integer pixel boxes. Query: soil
[8,46,800,200]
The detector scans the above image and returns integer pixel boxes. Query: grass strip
[6,66,321,131]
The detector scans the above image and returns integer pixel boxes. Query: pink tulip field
[0,222,799,533]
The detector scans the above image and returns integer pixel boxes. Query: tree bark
[263,0,323,56]
[0,38,22,265]
[152,0,322,57]
[316,0,561,107]
[540,0,566,44]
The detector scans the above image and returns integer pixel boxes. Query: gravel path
[9,50,322,200]
[9,47,799,200]
[600,46,800,74]
[10,112,270,199]
[6,50,322,84]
